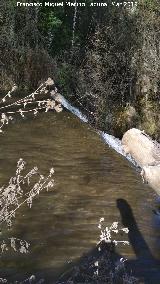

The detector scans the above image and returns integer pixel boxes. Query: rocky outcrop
[122,128,160,195]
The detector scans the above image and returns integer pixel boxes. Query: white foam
[99,131,137,166]
[60,95,136,166]
[60,96,88,123]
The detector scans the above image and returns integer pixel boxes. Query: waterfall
[99,131,137,166]
[58,94,88,123]
[59,94,136,166]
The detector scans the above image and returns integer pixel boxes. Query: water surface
[0,111,159,283]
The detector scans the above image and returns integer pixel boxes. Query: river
[0,110,160,283]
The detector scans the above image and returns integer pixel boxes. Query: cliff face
[134,5,160,139]
[69,2,160,140]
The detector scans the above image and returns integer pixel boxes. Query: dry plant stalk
[0,78,63,132]
[0,158,55,227]
[97,217,129,246]
[0,237,30,255]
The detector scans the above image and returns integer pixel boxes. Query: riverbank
[55,0,160,141]
[1,0,160,140]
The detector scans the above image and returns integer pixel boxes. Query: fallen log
[122,128,160,195]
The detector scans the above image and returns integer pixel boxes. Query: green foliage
[38,10,62,32]
[56,62,77,98]
[45,13,62,29]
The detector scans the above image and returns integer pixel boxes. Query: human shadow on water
[6,199,160,283]
[56,199,160,284]
[117,199,160,284]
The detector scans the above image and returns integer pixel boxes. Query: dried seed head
[46,78,54,86]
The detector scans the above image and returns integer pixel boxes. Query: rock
[122,128,160,195]
[122,128,160,167]
[125,105,137,124]
[141,165,160,195]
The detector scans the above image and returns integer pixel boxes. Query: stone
[122,128,160,195]
[122,128,160,167]
[141,165,160,195]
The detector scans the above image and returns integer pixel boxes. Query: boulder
[141,165,160,195]
[122,128,160,167]
[122,128,160,195]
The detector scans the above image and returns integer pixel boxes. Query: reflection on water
[0,111,159,282]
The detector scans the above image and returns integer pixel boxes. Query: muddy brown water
[0,110,160,283]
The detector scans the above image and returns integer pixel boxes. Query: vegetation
[58,219,138,284]
[58,242,138,284]
[1,0,159,139]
